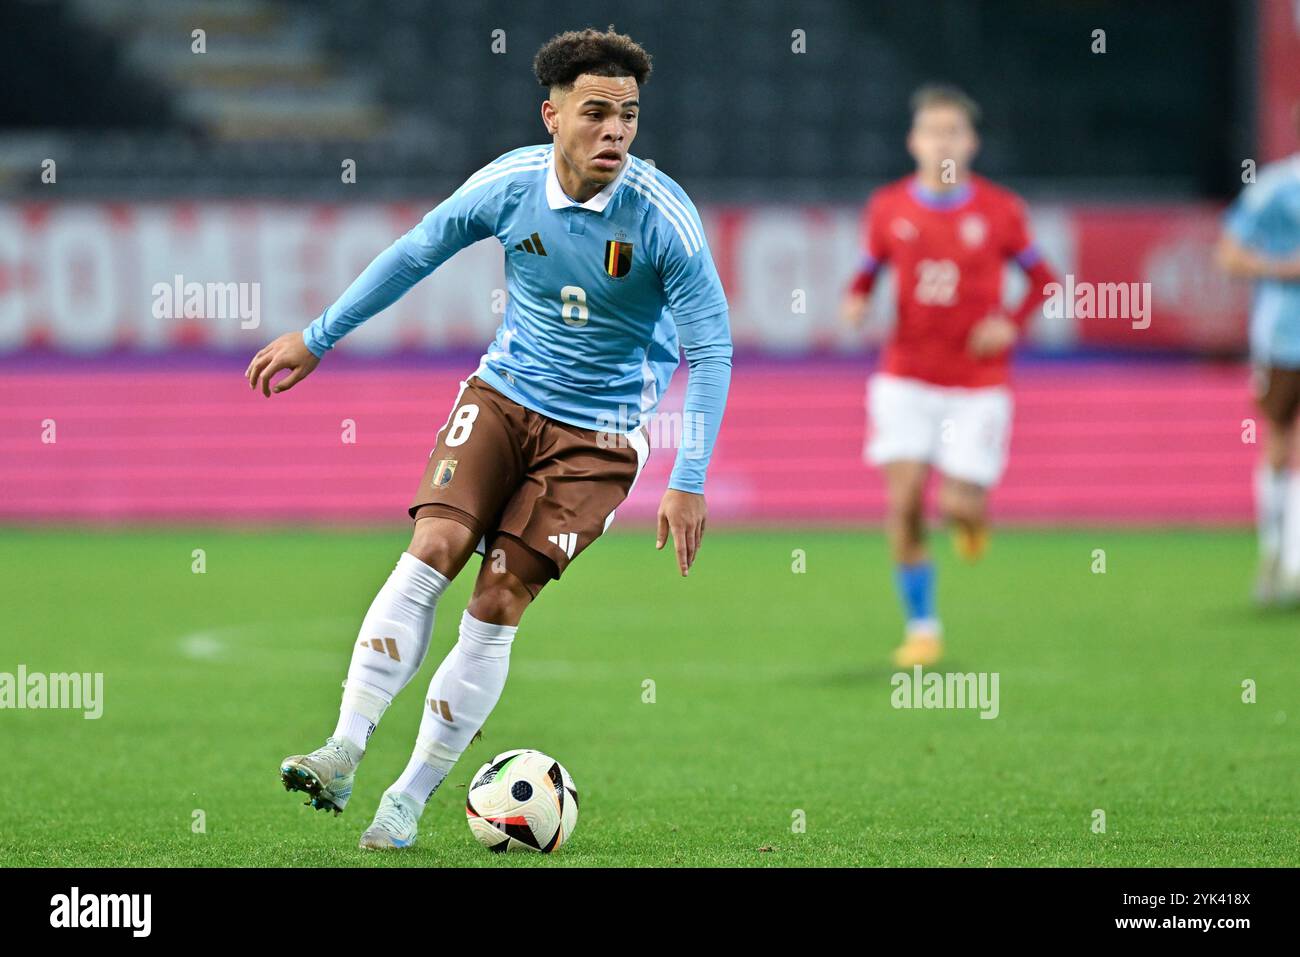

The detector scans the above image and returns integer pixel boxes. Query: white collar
[545,146,629,212]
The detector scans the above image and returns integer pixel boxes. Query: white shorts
[865,373,1014,487]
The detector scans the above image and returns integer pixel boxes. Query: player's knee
[939,487,984,525]
[886,492,925,527]
[467,574,533,625]
[408,520,471,578]
[1264,427,1293,469]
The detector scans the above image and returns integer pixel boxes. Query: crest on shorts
[432,458,457,488]
[603,239,633,278]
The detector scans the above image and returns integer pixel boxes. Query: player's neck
[915,170,967,193]
[555,152,607,204]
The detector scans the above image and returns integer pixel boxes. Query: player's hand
[245,332,320,397]
[839,292,870,328]
[967,315,1018,357]
[656,489,707,577]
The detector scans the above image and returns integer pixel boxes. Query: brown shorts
[1253,365,1300,426]
[409,375,649,589]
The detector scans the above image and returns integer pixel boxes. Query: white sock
[391,754,449,806]
[333,552,450,751]
[1282,473,1300,578]
[393,611,516,806]
[1255,465,1289,562]
[906,617,942,639]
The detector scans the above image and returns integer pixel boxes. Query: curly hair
[533,26,652,90]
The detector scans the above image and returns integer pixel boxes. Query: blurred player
[1216,105,1300,606]
[244,27,732,850]
[840,85,1056,667]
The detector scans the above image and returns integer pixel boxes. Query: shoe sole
[358,833,415,851]
[280,762,347,816]
[893,646,943,668]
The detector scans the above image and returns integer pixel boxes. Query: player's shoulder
[1256,154,1300,185]
[970,174,1027,212]
[621,156,707,254]
[456,143,553,198]
[1244,154,1300,206]
[866,177,912,210]
[622,155,700,209]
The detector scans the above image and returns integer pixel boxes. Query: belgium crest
[604,230,633,279]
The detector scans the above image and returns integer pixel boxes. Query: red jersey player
[840,85,1057,668]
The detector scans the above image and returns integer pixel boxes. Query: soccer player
[839,85,1056,667]
[1216,108,1300,605]
[244,28,732,850]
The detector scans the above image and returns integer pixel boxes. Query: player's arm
[658,308,732,576]
[246,169,503,396]
[1216,178,1300,282]
[969,200,1058,357]
[1215,232,1300,281]
[841,193,889,328]
[651,186,733,577]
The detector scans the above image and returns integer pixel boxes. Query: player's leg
[883,460,944,667]
[279,517,476,814]
[1252,365,1300,604]
[938,477,990,562]
[280,377,520,815]
[883,460,930,564]
[1255,418,1292,601]
[865,373,945,665]
[332,518,478,746]
[360,553,541,849]
[935,384,1012,562]
[360,410,648,849]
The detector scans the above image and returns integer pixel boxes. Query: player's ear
[541,98,560,137]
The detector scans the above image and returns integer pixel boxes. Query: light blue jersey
[1224,155,1300,367]
[303,144,732,493]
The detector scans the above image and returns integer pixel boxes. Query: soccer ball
[465,749,579,853]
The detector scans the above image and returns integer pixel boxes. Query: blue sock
[894,561,937,629]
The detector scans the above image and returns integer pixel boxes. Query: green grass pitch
[1,527,1296,867]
